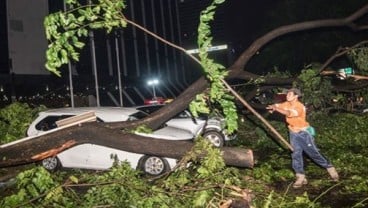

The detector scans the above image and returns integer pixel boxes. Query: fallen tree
[0,122,254,169]
[1,1,368,169]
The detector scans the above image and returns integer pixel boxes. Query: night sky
[225,1,275,44]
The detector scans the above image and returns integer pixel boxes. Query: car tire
[203,130,225,147]
[41,156,60,171]
[137,155,170,176]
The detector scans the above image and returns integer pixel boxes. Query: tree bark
[0,122,254,169]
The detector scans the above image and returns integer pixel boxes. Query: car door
[57,144,91,169]
[86,144,143,170]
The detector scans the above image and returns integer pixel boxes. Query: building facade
[0,0,228,107]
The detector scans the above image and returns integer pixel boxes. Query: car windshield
[35,114,104,131]
[35,115,73,131]
[128,111,149,120]
[136,105,163,114]
[129,105,164,121]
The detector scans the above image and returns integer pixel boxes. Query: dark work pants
[290,131,333,174]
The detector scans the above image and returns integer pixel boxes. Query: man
[266,88,339,188]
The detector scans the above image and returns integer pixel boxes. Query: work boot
[293,173,308,188]
[327,167,339,182]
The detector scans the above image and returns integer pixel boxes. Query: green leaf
[193,191,209,207]
[77,15,85,22]
[69,175,79,184]
[73,41,85,49]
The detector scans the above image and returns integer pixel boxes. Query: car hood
[135,126,194,140]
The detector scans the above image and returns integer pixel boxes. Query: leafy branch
[318,40,368,73]
[44,0,239,132]
[44,0,127,75]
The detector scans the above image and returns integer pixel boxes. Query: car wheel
[203,130,224,147]
[41,156,60,171]
[138,155,170,176]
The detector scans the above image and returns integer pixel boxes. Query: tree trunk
[0,122,254,169]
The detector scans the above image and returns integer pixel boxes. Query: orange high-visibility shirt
[276,101,309,132]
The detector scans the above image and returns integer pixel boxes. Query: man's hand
[266,104,275,113]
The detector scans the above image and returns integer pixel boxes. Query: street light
[147,79,159,100]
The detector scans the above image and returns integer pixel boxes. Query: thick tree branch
[319,40,368,72]
[0,122,254,169]
[105,76,208,130]
[228,4,368,75]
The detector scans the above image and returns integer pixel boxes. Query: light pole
[147,79,159,100]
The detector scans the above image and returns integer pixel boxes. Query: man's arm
[266,104,296,117]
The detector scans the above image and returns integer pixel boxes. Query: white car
[24,107,177,175]
[28,106,236,147]
[26,105,236,173]
[41,143,177,176]
[129,105,237,147]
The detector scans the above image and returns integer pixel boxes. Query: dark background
[0,0,367,107]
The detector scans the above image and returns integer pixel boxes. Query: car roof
[41,107,137,114]
[38,107,139,122]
